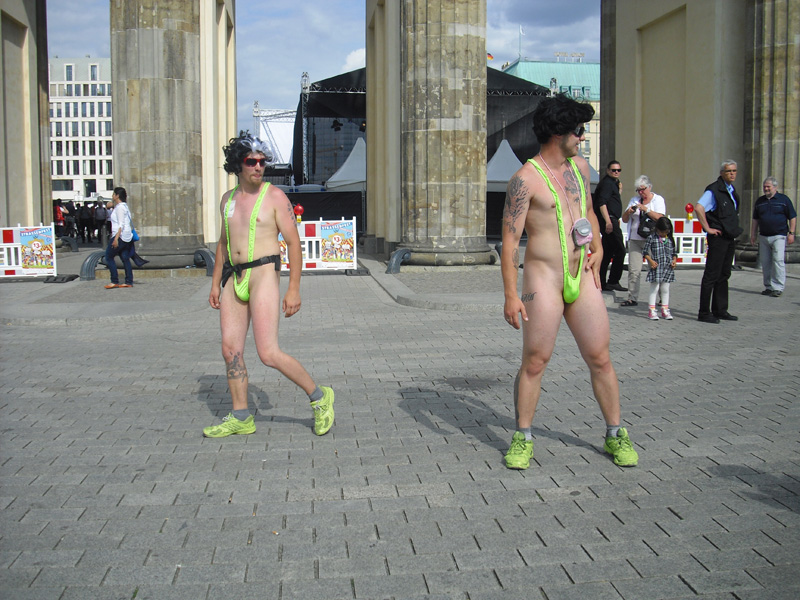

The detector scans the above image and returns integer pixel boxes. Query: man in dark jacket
[594,160,627,291]
[694,160,744,324]
[750,176,796,297]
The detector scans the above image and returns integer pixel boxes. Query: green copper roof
[501,60,600,101]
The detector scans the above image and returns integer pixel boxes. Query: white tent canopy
[325,138,366,192]
[486,139,523,192]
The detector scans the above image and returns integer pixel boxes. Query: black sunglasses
[243,157,268,167]
[569,125,585,137]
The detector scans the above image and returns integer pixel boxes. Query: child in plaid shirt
[642,217,678,320]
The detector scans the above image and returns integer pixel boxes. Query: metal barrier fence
[622,216,706,265]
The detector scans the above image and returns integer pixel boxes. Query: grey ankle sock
[309,386,323,402]
[233,409,251,421]
[606,425,620,438]
[518,427,533,441]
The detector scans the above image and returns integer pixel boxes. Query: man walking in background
[751,176,796,297]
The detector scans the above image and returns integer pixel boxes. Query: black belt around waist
[221,254,281,287]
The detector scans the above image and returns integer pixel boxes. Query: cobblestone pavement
[0,248,798,599]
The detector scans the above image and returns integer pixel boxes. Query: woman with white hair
[620,175,666,306]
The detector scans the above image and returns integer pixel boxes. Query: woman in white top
[104,187,135,288]
[620,175,666,306]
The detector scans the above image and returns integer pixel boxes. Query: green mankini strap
[527,158,588,304]
[224,182,270,302]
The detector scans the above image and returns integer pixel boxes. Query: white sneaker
[661,308,673,320]
[648,308,659,320]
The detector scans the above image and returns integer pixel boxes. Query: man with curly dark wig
[203,131,334,439]
[500,95,638,470]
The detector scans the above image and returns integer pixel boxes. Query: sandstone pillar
[110,0,205,267]
[742,0,800,263]
[398,0,493,265]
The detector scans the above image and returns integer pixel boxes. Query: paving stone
[1,259,798,599]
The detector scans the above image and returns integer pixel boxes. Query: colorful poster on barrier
[319,221,355,267]
[20,227,56,274]
[278,218,357,271]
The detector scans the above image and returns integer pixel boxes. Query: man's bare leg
[516,285,564,428]
[248,272,316,394]
[565,283,638,466]
[563,285,620,425]
[220,292,251,412]
[202,285,256,437]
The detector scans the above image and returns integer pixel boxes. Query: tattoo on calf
[521,292,536,303]
[226,353,247,381]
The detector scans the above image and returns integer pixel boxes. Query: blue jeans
[759,234,787,291]
[106,239,134,285]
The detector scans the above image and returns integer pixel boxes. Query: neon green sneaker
[504,431,534,469]
[202,413,255,438]
[311,386,334,435]
[604,427,639,466]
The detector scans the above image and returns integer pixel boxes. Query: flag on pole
[487,52,494,60]
[520,25,525,36]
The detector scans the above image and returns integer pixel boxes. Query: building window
[55,161,64,175]
[106,160,112,174]
[71,122,79,137]
[106,180,115,191]
[105,141,112,155]
[90,64,98,81]
[72,160,80,175]
[106,103,112,117]
[65,64,73,81]
[55,122,62,137]
[55,141,63,156]
[72,141,79,156]
[53,180,73,192]
[98,103,104,117]
[66,84,73,96]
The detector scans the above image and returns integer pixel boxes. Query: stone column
[742,0,800,263]
[398,0,493,265]
[599,0,617,167]
[110,0,205,267]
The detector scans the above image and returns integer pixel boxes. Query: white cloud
[342,48,366,74]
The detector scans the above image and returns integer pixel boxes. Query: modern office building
[48,57,114,202]
[501,58,601,172]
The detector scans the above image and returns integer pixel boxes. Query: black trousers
[699,235,737,316]
[599,221,625,285]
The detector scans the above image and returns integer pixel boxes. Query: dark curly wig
[532,94,595,144]
[222,131,273,175]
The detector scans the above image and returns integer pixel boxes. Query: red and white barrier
[279,218,357,271]
[622,216,708,265]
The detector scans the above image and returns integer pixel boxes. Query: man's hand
[706,227,722,236]
[605,220,613,234]
[504,296,528,330]
[283,288,301,317]
[585,248,602,289]
[209,287,221,310]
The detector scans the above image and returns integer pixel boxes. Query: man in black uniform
[594,160,627,291]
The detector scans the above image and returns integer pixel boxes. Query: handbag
[127,206,140,242]
[637,209,656,238]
